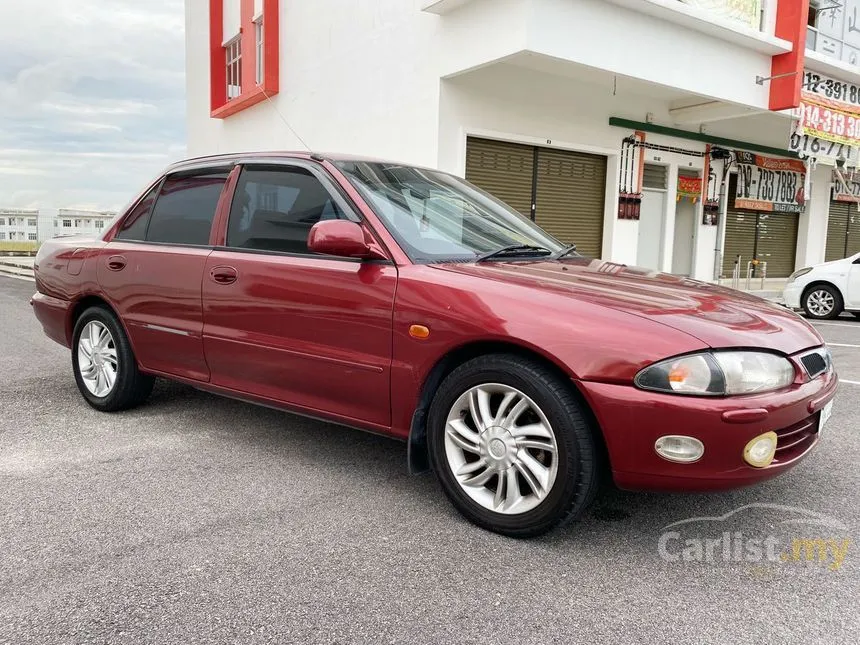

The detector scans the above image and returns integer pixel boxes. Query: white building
[185,0,860,280]
[0,209,40,243]
[0,208,115,245]
[53,209,116,240]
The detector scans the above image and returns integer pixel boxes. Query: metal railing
[732,255,741,290]
[745,260,768,290]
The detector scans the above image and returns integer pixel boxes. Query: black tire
[852,312,860,320]
[802,284,844,320]
[427,354,600,538]
[71,306,154,412]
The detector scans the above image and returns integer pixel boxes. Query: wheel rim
[444,383,559,515]
[807,290,835,317]
[78,321,118,397]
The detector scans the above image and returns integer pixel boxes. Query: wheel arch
[407,340,609,476]
[67,294,136,355]
[801,280,846,308]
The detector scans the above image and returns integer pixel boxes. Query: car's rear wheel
[427,354,600,538]
[72,306,154,412]
[802,285,843,320]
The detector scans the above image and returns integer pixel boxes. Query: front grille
[773,414,819,464]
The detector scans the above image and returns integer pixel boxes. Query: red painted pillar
[769,0,810,111]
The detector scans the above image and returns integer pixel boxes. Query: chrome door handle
[210,266,238,285]
[107,255,127,271]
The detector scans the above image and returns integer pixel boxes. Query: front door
[201,162,397,428]
[98,168,231,381]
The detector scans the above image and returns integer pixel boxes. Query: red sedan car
[32,152,838,537]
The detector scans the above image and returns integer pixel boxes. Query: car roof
[164,151,441,174]
[162,150,450,175]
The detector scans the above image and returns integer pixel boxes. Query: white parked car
[783,252,860,319]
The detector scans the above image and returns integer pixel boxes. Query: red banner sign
[797,97,860,147]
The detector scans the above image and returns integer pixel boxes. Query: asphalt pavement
[1,275,858,645]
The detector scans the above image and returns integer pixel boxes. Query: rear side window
[145,171,230,246]
[226,166,348,254]
[115,183,159,241]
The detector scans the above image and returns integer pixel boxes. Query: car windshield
[334,160,567,263]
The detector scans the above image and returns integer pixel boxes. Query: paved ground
[1,275,858,645]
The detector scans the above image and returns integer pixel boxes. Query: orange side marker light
[409,324,430,339]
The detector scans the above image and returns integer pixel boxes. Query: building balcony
[424,0,787,111]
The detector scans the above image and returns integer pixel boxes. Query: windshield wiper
[551,244,578,260]
[475,244,552,263]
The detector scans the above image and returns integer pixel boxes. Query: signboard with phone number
[796,71,860,149]
[832,170,860,202]
[734,151,806,213]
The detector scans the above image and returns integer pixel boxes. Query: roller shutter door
[722,175,799,278]
[850,207,860,256]
[465,138,535,217]
[755,212,799,278]
[826,202,850,261]
[465,137,607,259]
[722,209,757,277]
[534,149,606,258]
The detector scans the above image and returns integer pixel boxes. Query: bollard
[759,261,767,290]
[745,261,753,290]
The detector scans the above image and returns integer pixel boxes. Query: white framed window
[62,219,72,227]
[255,19,264,85]
[226,36,242,99]
[0,218,5,225]
[95,220,104,229]
[0,232,5,240]
[27,218,37,226]
[28,233,37,241]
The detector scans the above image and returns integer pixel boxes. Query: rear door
[201,162,397,427]
[98,167,231,381]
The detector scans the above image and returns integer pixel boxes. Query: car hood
[432,258,823,355]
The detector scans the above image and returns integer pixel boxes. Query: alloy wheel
[807,289,835,317]
[444,383,559,515]
[77,320,118,397]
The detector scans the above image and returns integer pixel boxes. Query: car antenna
[261,89,312,152]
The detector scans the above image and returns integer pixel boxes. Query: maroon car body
[31,152,838,534]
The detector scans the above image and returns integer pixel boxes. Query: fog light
[743,431,778,468]
[655,435,704,463]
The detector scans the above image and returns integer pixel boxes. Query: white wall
[527,0,774,110]
[187,0,443,167]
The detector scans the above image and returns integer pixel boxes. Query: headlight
[635,351,795,396]
[788,267,812,282]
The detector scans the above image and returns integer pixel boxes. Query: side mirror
[307,220,386,260]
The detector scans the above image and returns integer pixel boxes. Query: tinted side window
[115,183,160,241]
[146,171,229,245]
[227,166,347,254]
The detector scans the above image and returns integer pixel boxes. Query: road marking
[840,379,860,386]
[828,343,860,348]
[811,321,859,329]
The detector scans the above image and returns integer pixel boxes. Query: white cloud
[0,0,186,210]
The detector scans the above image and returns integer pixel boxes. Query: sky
[0,0,186,211]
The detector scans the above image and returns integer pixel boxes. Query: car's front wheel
[802,284,843,320]
[72,306,154,412]
[427,354,601,538]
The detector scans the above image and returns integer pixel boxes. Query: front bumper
[783,282,803,309]
[577,368,838,492]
